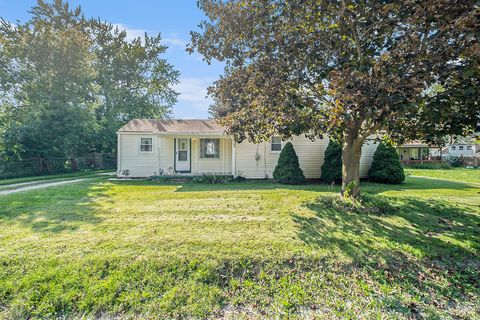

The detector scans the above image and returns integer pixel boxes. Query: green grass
[0,169,112,186]
[0,171,479,318]
[405,167,480,184]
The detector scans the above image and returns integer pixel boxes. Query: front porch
[168,136,234,176]
[398,146,430,161]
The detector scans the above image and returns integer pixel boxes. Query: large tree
[90,19,179,152]
[190,0,479,197]
[0,0,97,161]
[0,0,179,164]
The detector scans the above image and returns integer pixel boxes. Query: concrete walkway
[0,178,88,196]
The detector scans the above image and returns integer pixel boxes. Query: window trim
[140,137,153,153]
[271,136,282,153]
[459,146,464,150]
[199,138,220,159]
[467,145,472,150]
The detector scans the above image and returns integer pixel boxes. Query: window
[459,146,464,150]
[200,139,220,158]
[451,146,456,150]
[177,139,188,161]
[271,137,282,151]
[467,146,472,150]
[140,138,152,152]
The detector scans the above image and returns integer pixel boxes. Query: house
[396,141,432,162]
[446,142,480,157]
[116,119,379,179]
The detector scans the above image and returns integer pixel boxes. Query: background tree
[368,142,405,184]
[0,0,97,163]
[0,0,178,167]
[90,20,179,153]
[320,140,342,184]
[273,142,305,184]
[190,0,479,198]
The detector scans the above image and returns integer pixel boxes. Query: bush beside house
[273,142,306,184]
[320,140,343,183]
[368,142,405,184]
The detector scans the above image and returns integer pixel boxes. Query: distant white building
[447,143,480,157]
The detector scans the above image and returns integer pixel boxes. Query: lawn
[0,171,478,319]
[405,167,480,184]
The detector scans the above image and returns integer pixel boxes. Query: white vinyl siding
[117,133,378,179]
[359,140,378,178]
[234,136,377,179]
[234,136,328,179]
[192,138,232,174]
[117,133,158,177]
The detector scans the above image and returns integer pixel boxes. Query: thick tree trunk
[341,138,364,198]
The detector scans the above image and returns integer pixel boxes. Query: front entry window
[178,138,188,161]
[200,139,220,158]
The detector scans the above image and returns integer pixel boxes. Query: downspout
[117,133,121,176]
[264,142,267,179]
[232,138,236,177]
[157,134,161,174]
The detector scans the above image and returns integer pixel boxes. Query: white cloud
[163,37,188,49]
[173,77,216,112]
[112,23,147,42]
[112,24,189,50]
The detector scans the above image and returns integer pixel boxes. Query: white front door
[176,138,190,172]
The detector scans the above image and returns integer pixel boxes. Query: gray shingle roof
[117,119,225,134]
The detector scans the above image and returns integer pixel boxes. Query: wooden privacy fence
[400,159,444,165]
[0,153,116,179]
[401,156,480,167]
[460,156,480,167]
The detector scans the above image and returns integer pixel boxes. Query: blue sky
[0,0,224,119]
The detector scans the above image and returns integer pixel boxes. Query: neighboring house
[397,141,432,162]
[446,142,480,157]
[117,119,379,179]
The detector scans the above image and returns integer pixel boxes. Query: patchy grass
[405,167,480,184]
[0,173,478,319]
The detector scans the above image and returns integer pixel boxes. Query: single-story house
[116,119,380,179]
[446,142,480,157]
[396,141,432,162]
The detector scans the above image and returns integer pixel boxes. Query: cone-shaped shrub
[273,142,306,184]
[368,142,405,184]
[320,140,342,183]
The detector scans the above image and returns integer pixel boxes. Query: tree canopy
[190,0,479,197]
[0,0,179,163]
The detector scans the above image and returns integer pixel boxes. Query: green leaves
[0,0,178,161]
[192,0,478,144]
[191,0,478,195]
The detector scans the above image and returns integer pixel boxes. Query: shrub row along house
[117,119,379,179]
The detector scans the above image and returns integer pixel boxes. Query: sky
[0,0,225,119]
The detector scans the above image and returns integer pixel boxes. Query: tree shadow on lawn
[0,178,108,233]
[114,175,478,193]
[292,196,480,313]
